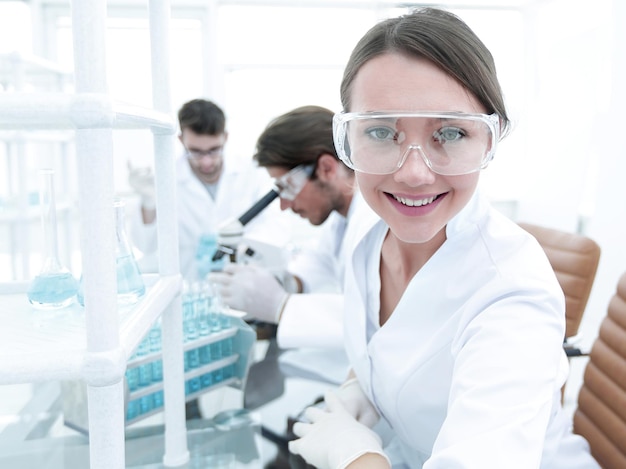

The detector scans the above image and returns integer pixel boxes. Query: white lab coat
[276,193,379,350]
[130,154,292,281]
[344,192,599,468]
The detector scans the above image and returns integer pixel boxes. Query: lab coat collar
[444,190,489,239]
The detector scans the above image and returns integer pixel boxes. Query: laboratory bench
[0,335,342,468]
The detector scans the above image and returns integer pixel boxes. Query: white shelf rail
[0,0,184,466]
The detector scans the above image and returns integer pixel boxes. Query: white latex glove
[289,390,390,469]
[127,162,156,210]
[207,263,289,323]
[335,377,380,428]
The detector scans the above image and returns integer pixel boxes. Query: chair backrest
[518,222,601,339]
[573,271,626,468]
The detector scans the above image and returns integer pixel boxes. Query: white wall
[1,0,624,332]
[579,0,626,349]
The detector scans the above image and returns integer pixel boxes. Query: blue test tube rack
[123,313,255,425]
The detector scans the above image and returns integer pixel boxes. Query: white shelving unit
[0,0,189,468]
[0,52,75,281]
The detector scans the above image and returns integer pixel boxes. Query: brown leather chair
[572,271,626,468]
[518,222,601,347]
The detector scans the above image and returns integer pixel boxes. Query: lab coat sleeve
[276,293,344,349]
[423,277,570,468]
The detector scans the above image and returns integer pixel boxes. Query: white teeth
[393,195,436,207]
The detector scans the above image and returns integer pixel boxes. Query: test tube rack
[61,314,256,434]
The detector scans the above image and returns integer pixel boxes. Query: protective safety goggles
[333,111,500,176]
[185,145,224,160]
[273,163,315,201]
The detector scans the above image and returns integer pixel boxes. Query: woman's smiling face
[349,52,487,245]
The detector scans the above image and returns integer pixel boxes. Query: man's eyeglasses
[185,146,224,161]
[333,111,500,176]
[273,163,316,201]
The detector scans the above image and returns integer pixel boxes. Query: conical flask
[76,198,145,306]
[27,169,78,309]
[113,197,145,304]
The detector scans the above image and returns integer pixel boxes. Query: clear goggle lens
[273,163,315,201]
[333,111,500,176]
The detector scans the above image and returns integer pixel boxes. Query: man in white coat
[128,98,292,282]
[209,105,378,376]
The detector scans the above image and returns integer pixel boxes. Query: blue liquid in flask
[114,198,145,304]
[27,169,78,310]
[116,254,146,304]
[27,271,78,309]
[77,198,145,307]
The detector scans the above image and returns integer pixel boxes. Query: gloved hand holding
[208,263,289,323]
[127,162,156,210]
[335,377,380,428]
[289,390,390,469]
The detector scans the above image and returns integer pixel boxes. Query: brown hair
[253,105,340,170]
[178,99,226,135]
[340,7,510,136]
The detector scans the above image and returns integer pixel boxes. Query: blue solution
[139,394,153,414]
[116,254,146,305]
[138,363,152,387]
[200,371,213,388]
[219,314,234,357]
[153,390,164,408]
[211,339,224,383]
[223,363,235,380]
[76,276,84,306]
[76,256,145,307]
[126,399,140,420]
[210,340,223,362]
[188,374,201,393]
[125,367,139,391]
[222,336,233,358]
[152,358,163,383]
[195,234,225,279]
[213,366,224,383]
[195,286,213,366]
[183,291,200,372]
[199,344,212,365]
[149,323,163,382]
[136,338,153,387]
[27,271,78,309]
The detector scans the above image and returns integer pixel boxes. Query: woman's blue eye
[365,126,396,141]
[433,126,465,144]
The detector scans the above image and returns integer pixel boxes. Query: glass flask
[27,169,79,309]
[113,197,146,304]
[77,198,145,306]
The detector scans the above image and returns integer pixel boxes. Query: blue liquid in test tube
[137,337,152,387]
[183,285,201,393]
[126,399,140,420]
[153,390,164,408]
[149,321,163,382]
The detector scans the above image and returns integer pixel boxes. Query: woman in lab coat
[288,8,600,469]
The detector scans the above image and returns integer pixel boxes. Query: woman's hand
[288,390,390,469]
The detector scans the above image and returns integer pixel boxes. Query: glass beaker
[27,169,78,309]
[113,197,145,304]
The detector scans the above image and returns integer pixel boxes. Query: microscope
[211,163,314,269]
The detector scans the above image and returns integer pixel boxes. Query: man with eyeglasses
[210,105,378,354]
[128,98,291,281]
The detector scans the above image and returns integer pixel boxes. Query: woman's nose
[394,144,437,183]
